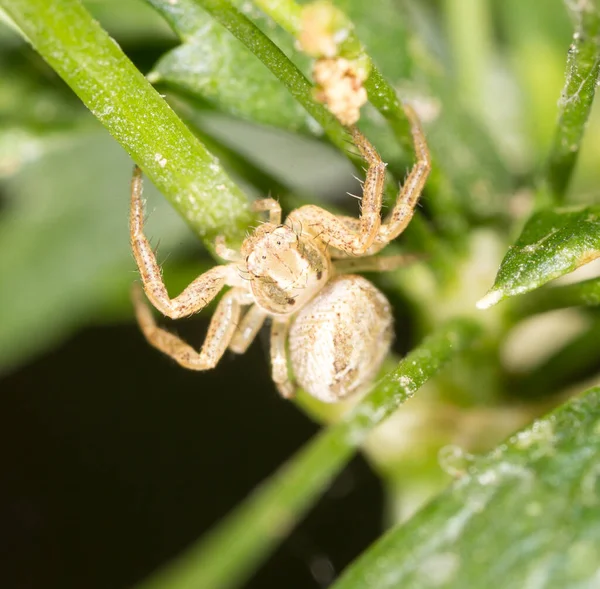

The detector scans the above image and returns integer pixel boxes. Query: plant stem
[194,0,351,153]
[185,0,450,267]
[249,0,471,248]
[363,67,414,157]
[0,0,254,243]
[250,0,415,157]
[539,0,600,206]
[134,318,481,589]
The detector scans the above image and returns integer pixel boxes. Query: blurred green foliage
[1,0,600,587]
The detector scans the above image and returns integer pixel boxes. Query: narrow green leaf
[146,0,313,131]
[0,0,253,243]
[251,0,416,158]
[146,0,450,273]
[249,0,510,239]
[134,318,482,589]
[332,387,600,589]
[151,40,311,131]
[181,0,350,151]
[477,206,600,308]
[542,0,600,204]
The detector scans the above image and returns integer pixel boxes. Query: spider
[130,105,430,403]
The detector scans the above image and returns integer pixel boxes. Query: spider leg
[130,166,239,319]
[132,284,253,370]
[376,104,431,244]
[252,198,282,225]
[229,304,267,354]
[286,105,430,256]
[215,235,243,263]
[334,253,418,274]
[324,217,386,258]
[270,317,296,399]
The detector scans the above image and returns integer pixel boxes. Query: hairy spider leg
[229,304,268,354]
[333,253,419,274]
[286,104,431,257]
[252,198,282,225]
[130,165,240,319]
[270,317,295,398]
[132,283,254,370]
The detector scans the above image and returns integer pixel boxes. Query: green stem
[180,0,449,267]
[363,67,414,157]
[250,0,470,248]
[540,0,600,206]
[0,0,254,243]
[193,0,351,154]
[134,318,481,589]
[251,0,414,157]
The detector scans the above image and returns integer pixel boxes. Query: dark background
[0,317,383,589]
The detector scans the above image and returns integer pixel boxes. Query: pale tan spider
[130,105,430,403]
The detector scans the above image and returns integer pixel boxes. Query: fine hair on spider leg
[129,105,430,401]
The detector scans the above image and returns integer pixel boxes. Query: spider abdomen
[289,275,393,403]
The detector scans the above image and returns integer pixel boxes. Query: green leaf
[147,0,451,271]
[0,131,195,373]
[332,387,600,589]
[149,12,313,131]
[134,318,482,589]
[542,0,600,204]
[477,206,600,309]
[147,0,350,148]
[1,0,254,244]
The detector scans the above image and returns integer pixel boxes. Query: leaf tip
[476,289,502,310]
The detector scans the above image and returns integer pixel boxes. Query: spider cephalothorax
[130,105,430,402]
[242,223,331,315]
